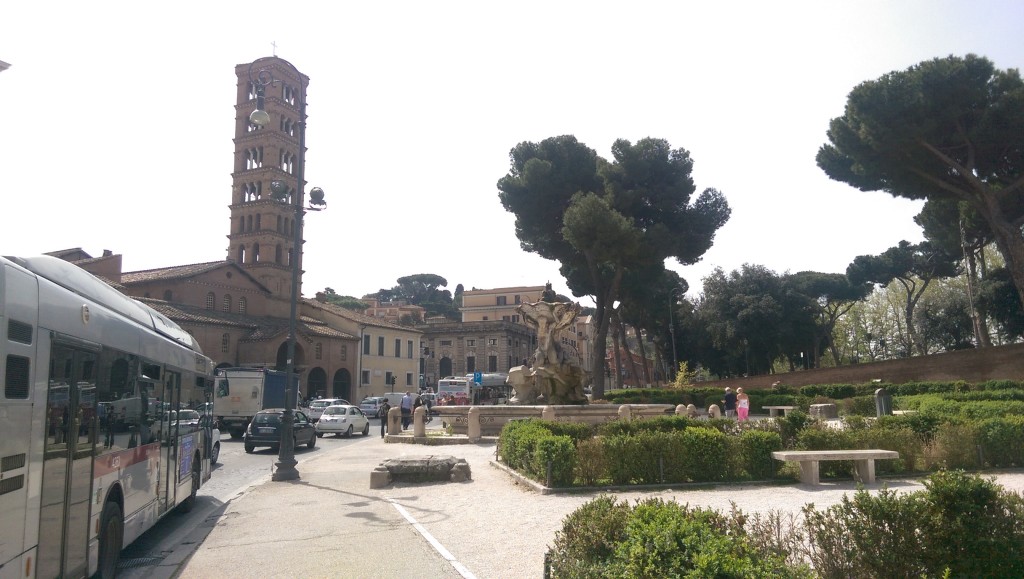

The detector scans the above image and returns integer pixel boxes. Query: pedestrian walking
[736,387,750,421]
[379,398,392,438]
[722,387,737,418]
[400,392,413,430]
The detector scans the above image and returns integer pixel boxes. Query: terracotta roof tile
[121,261,228,284]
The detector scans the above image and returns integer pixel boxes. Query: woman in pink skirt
[736,387,750,421]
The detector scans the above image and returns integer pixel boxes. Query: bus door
[38,341,98,579]
[144,363,181,515]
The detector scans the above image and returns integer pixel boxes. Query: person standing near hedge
[736,387,750,421]
[723,387,737,418]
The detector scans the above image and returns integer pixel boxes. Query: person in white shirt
[400,392,413,429]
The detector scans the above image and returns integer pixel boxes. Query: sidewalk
[172,435,1024,579]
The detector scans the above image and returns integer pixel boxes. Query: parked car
[243,408,317,453]
[306,398,350,422]
[315,405,370,437]
[359,396,385,418]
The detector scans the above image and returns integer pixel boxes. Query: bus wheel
[178,454,201,513]
[97,501,123,579]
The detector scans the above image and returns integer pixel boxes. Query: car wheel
[307,433,316,449]
[211,442,220,464]
[96,501,123,579]
[344,425,353,438]
[244,441,254,453]
[316,431,324,438]
[362,422,370,436]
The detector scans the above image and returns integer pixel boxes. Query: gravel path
[377,442,1024,578]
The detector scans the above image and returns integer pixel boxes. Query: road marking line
[388,499,476,579]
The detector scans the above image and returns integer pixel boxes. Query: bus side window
[217,379,229,397]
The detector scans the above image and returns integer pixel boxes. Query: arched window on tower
[221,333,230,353]
[315,343,323,360]
[206,292,215,310]
[275,245,282,264]
[238,296,247,314]
[253,243,260,263]
[255,214,261,231]
[222,294,232,312]
[246,215,253,232]
[238,245,246,263]
[277,215,282,232]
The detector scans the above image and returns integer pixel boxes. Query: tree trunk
[634,325,653,386]
[621,318,641,388]
[972,188,1024,312]
[611,316,623,389]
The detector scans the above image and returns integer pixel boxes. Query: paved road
[117,420,397,577]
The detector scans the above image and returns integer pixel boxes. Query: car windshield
[253,413,282,425]
[177,410,200,421]
[323,406,346,416]
[310,401,331,409]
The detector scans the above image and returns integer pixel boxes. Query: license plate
[258,427,275,434]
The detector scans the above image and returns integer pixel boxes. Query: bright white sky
[2,2,1022,305]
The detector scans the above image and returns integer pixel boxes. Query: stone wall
[698,342,1024,392]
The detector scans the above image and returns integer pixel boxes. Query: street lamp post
[248,56,326,482]
[668,287,684,382]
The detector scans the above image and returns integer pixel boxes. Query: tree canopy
[817,54,1024,309]
[498,135,730,397]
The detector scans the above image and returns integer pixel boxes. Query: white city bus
[0,255,217,578]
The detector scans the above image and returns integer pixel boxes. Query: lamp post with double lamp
[667,287,685,382]
[248,56,326,482]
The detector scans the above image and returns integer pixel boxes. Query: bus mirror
[216,379,229,397]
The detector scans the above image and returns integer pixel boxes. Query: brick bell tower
[228,56,310,302]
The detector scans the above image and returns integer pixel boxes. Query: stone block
[369,466,391,489]
[809,403,838,420]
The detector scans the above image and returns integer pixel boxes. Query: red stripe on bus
[92,443,160,477]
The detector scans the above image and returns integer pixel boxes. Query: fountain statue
[508,283,588,405]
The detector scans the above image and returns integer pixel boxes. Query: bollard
[387,406,402,435]
[546,460,553,488]
[467,406,481,442]
[674,404,686,416]
[542,405,556,421]
[618,404,632,422]
[708,404,721,418]
[413,406,426,437]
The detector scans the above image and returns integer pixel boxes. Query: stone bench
[772,449,899,485]
[762,405,798,417]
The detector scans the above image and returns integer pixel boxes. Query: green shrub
[550,497,808,578]
[574,438,607,486]
[499,419,550,470]
[919,470,1024,577]
[596,415,694,437]
[739,430,783,480]
[801,487,928,578]
[838,395,877,416]
[976,415,1024,468]
[794,427,856,479]
[532,435,576,487]
[539,420,594,443]
[925,422,981,470]
[875,411,942,439]
[851,426,922,473]
[547,495,631,578]
[801,383,858,400]
[777,409,812,447]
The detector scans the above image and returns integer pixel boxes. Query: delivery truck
[214,367,295,438]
